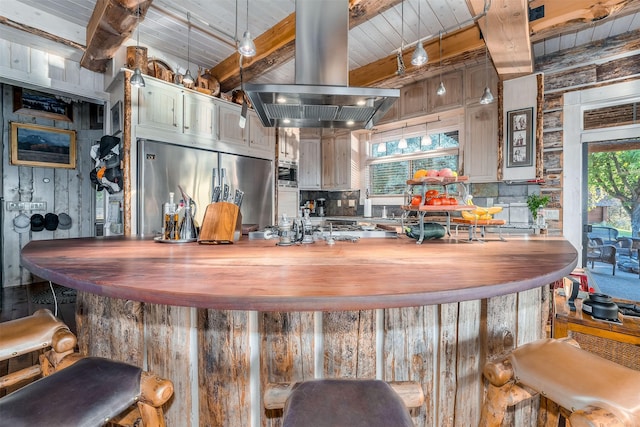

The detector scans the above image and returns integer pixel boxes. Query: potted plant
[527,194,550,227]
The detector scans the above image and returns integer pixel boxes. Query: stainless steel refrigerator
[138,139,273,237]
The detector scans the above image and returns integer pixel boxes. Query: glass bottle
[163,192,178,240]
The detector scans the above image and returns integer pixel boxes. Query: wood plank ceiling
[3,0,640,92]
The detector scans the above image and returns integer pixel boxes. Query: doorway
[564,80,640,300]
[584,142,639,300]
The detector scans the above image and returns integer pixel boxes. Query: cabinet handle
[184,126,190,129]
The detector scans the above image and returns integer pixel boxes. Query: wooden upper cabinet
[183,91,216,138]
[399,81,427,119]
[465,64,498,105]
[248,110,275,152]
[138,79,182,131]
[278,127,299,162]
[427,71,463,112]
[218,102,246,146]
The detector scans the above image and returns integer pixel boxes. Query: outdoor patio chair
[587,237,617,275]
[617,237,634,260]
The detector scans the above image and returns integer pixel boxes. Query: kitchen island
[21,235,578,426]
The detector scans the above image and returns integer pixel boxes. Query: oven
[278,161,298,187]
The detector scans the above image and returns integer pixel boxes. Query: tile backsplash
[299,190,360,217]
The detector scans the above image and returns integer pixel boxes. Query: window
[368,129,460,196]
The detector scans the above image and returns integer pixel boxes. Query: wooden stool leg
[479,383,532,427]
[538,396,561,427]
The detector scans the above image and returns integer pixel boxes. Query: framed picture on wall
[507,107,534,168]
[13,87,73,122]
[111,101,122,135]
[10,122,76,169]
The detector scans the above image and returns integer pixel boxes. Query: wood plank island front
[21,236,577,426]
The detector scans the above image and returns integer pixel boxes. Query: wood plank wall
[75,289,546,427]
[536,29,640,232]
[1,40,107,288]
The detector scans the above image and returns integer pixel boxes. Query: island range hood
[244,0,399,130]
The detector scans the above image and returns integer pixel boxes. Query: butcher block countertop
[21,235,577,311]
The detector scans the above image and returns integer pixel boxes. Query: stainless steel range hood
[244,0,399,130]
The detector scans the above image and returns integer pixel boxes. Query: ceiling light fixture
[479,30,494,104]
[398,123,408,149]
[238,0,256,57]
[130,7,146,88]
[377,142,386,153]
[421,122,432,146]
[411,0,427,66]
[436,32,446,96]
[182,12,195,85]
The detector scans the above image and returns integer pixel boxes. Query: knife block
[198,202,242,244]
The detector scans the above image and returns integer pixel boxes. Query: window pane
[371,161,408,195]
[413,155,458,173]
[420,131,459,151]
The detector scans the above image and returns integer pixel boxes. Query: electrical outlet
[348,199,356,207]
[337,200,342,207]
[545,209,559,220]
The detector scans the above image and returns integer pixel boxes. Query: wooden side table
[552,288,640,370]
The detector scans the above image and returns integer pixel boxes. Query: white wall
[502,73,540,181]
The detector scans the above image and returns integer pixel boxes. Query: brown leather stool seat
[0,357,145,426]
[282,379,415,427]
[480,338,640,426]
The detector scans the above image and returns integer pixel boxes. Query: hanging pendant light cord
[187,12,191,71]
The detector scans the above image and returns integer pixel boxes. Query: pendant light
[411,0,427,66]
[238,0,256,57]
[182,12,194,85]
[398,124,408,149]
[436,32,446,96]
[397,1,406,75]
[130,6,146,88]
[421,122,432,146]
[479,36,494,104]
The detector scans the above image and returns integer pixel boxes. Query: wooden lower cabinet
[76,287,547,426]
[552,289,640,371]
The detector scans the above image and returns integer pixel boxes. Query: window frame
[366,121,462,197]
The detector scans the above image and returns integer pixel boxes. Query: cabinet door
[138,80,181,131]
[248,111,275,152]
[321,132,351,190]
[400,81,427,119]
[299,140,321,189]
[427,70,463,112]
[278,128,299,161]
[183,92,216,138]
[465,103,498,182]
[218,102,246,146]
[333,132,351,189]
[321,136,336,189]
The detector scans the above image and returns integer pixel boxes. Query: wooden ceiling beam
[528,0,640,42]
[80,0,152,72]
[467,0,533,79]
[211,0,402,93]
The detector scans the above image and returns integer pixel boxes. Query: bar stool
[480,338,640,426]
[0,356,174,426]
[265,379,423,427]
[0,308,77,390]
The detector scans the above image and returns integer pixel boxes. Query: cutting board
[198,202,243,244]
